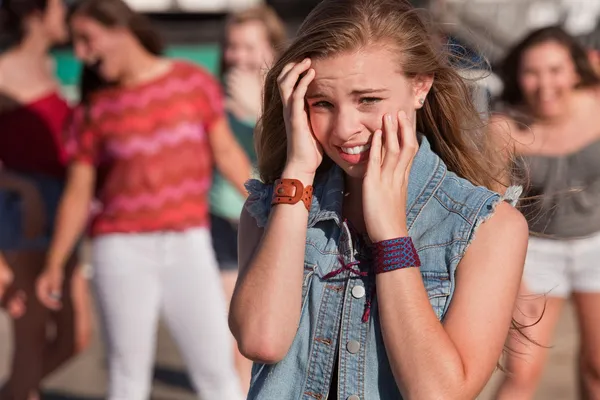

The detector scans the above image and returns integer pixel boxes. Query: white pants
[91,228,243,400]
[523,230,600,298]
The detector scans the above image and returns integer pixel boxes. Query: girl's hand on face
[225,67,263,121]
[363,111,418,242]
[277,59,323,180]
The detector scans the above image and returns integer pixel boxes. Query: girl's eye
[360,97,381,105]
[311,101,333,108]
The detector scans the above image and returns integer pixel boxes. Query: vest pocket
[421,271,451,320]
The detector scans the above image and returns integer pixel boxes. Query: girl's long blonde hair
[256,0,504,189]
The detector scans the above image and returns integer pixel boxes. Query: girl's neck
[119,48,167,87]
[529,97,575,127]
[11,30,50,60]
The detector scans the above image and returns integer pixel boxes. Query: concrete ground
[0,295,579,400]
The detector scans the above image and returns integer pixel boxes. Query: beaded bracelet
[373,237,421,274]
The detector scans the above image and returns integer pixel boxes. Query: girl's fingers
[382,113,400,173]
[277,59,312,105]
[277,62,296,81]
[397,111,418,172]
[366,129,383,179]
[291,69,315,123]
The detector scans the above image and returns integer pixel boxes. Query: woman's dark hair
[499,26,600,106]
[72,0,163,104]
[0,0,48,42]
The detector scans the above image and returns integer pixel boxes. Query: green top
[209,111,257,220]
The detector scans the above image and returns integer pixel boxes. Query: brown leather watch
[271,178,313,211]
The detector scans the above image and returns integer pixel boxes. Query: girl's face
[306,47,431,179]
[71,15,129,82]
[224,20,275,73]
[39,0,68,45]
[519,41,580,119]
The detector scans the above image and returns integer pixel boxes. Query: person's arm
[487,113,530,295]
[207,117,252,196]
[229,59,321,364]
[362,110,528,399]
[229,168,313,363]
[0,251,12,301]
[36,162,95,310]
[377,203,527,399]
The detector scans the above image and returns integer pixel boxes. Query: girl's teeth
[341,144,371,155]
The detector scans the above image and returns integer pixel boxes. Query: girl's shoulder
[488,111,535,156]
[436,171,516,218]
[574,84,600,116]
[0,54,59,103]
[488,111,530,137]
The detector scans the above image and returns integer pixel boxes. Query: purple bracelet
[373,237,421,274]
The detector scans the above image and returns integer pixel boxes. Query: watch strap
[271,178,313,211]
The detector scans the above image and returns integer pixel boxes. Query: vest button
[351,285,365,299]
[347,395,361,400]
[346,340,360,354]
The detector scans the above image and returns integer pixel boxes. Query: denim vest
[244,137,521,400]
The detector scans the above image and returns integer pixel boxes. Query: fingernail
[385,114,392,123]
[303,58,310,64]
[398,110,407,118]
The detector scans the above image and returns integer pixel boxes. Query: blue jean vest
[244,137,521,400]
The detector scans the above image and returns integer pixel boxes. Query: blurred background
[3,0,598,103]
[1,0,600,399]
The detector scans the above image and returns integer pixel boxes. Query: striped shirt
[66,61,223,236]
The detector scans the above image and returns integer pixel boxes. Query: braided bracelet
[373,237,421,274]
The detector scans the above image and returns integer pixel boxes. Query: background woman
[491,27,600,400]
[0,1,91,398]
[36,0,249,398]
[209,4,286,392]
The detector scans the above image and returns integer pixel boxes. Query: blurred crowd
[0,0,599,399]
